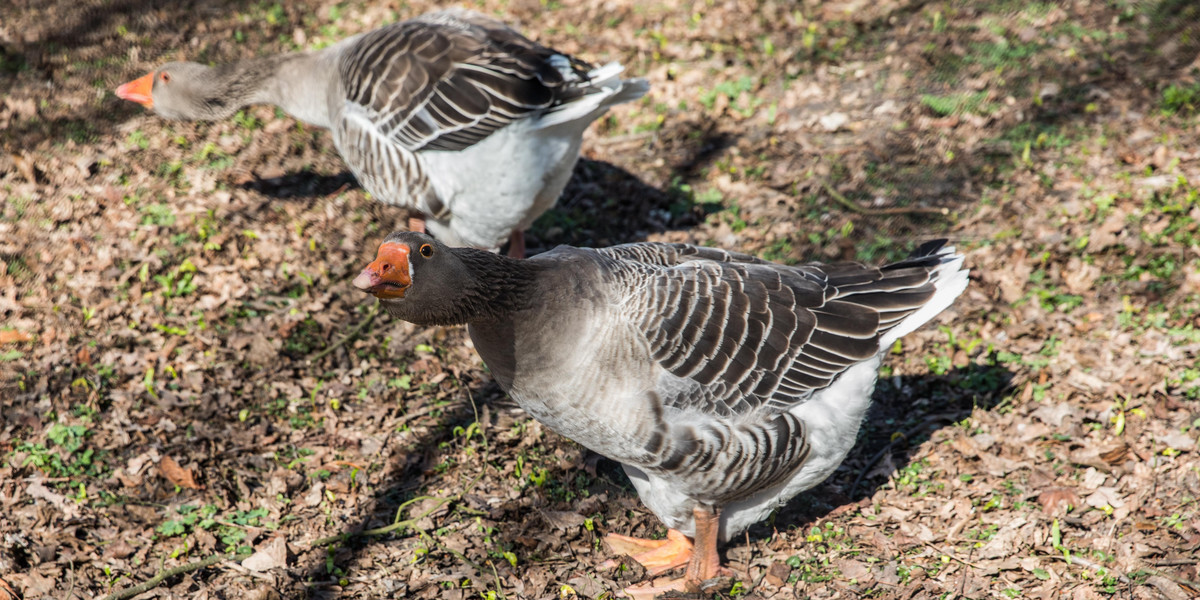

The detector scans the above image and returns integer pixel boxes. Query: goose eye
[160,72,171,83]
[419,244,433,258]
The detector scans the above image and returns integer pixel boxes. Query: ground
[1,0,1199,599]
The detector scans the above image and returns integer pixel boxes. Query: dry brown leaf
[0,330,31,344]
[159,456,202,490]
[0,577,19,600]
[1099,443,1130,465]
[763,561,791,587]
[242,536,288,572]
[1037,488,1081,515]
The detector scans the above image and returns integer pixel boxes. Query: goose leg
[685,504,727,583]
[506,230,526,259]
[407,215,426,234]
[617,505,729,598]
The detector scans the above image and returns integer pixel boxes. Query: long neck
[446,249,544,324]
[201,51,335,127]
[388,249,544,327]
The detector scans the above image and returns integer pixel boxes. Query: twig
[465,385,489,450]
[1042,552,1130,583]
[958,545,975,597]
[488,560,510,600]
[394,402,452,428]
[849,412,967,496]
[921,541,982,569]
[308,494,449,547]
[309,472,484,547]
[309,302,379,364]
[100,553,231,600]
[1153,558,1199,567]
[62,560,75,600]
[1140,566,1200,589]
[819,180,951,216]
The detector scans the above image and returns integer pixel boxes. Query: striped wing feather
[602,241,949,416]
[339,11,593,153]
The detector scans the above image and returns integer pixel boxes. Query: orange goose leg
[507,229,526,259]
[611,505,731,598]
[407,215,426,234]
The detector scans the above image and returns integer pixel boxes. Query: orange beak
[353,243,412,298]
[116,72,155,108]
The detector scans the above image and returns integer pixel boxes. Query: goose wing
[600,241,955,416]
[338,10,593,153]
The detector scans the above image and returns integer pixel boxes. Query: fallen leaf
[0,577,18,600]
[1038,488,1081,515]
[1099,442,1131,465]
[1146,575,1190,600]
[242,536,288,572]
[159,456,202,490]
[1156,432,1196,452]
[1085,487,1124,509]
[764,561,791,587]
[26,481,80,519]
[0,330,31,344]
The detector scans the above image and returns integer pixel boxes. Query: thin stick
[465,385,489,450]
[921,541,982,569]
[1153,558,1198,567]
[309,472,484,547]
[100,553,230,600]
[62,560,75,600]
[1042,552,1130,583]
[820,180,950,216]
[309,302,379,363]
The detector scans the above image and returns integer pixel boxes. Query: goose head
[354,232,488,325]
[116,62,239,120]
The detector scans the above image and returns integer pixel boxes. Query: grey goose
[353,232,969,595]
[116,9,648,257]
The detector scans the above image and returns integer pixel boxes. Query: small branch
[308,494,449,547]
[921,541,982,569]
[1153,558,1198,567]
[62,561,76,600]
[1041,552,1130,584]
[101,553,230,600]
[309,472,484,547]
[819,180,950,216]
[309,302,379,364]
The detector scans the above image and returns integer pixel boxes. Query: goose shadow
[751,363,1015,539]
[296,360,1012,598]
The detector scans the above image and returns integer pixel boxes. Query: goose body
[353,233,969,593]
[117,10,648,253]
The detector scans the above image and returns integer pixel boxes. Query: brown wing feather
[339,11,593,152]
[599,242,949,415]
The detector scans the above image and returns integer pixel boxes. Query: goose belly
[720,358,881,540]
[472,308,663,466]
[420,119,584,249]
[629,358,882,542]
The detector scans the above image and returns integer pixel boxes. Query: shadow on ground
[294,364,1014,598]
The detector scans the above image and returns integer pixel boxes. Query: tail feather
[878,243,969,350]
[536,62,648,129]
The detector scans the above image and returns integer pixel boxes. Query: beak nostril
[381,263,391,272]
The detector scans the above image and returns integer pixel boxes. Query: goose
[115,9,648,257]
[352,232,969,595]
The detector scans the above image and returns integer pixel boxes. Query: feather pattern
[366,232,968,542]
